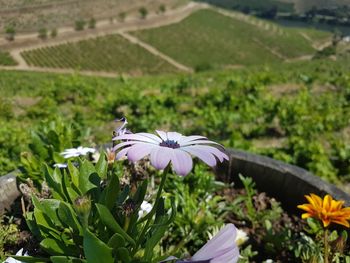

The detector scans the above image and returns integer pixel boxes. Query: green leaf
[25,212,41,238]
[51,256,87,263]
[79,160,98,194]
[144,218,168,261]
[40,238,77,256]
[107,233,125,248]
[47,130,60,150]
[68,161,80,189]
[44,165,65,200]
[100,172,120,210]
[133,179,148,208]
[95,203,135,246]
[83,229,114,263]
[38,199,62,227]
[57,202,82,235]
[33,208,60,239]
[96,152,108,179]
[12,256,50,263]
[116,247,131,262]
[29,132,49,159]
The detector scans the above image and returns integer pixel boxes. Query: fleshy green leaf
[95,203,135,246]
[83,229,114,263]
[79,160,98,194]
[40,238,78,256]
[100,172,120,210]
[107,233,125,249]
[96,152,108,179]
[12,256,50,263]
[57,202,82,235]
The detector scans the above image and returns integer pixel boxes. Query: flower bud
[74,196,91,220]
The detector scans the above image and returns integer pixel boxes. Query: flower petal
[138,132,162,143]
[150,147,172,170]
[171,149,193,176]
[192,224,238,261]
[179,139,220,147]
[113,133,159,144]
[166,132,183,142]
[116,147,130,160]
[126,143,156,162]
[181,146,217,167]
[113,141,139,152]
[156,130,167,141]
[178,135,208,144]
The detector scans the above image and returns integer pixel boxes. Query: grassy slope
[0,57,349,182]
[132,9,316,68]
[21,35,179,75]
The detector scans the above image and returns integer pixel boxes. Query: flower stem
[133,165,169,254]
[324,229,329,263]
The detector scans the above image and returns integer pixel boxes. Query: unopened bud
[74,196,91,218]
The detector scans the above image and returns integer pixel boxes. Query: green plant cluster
[0,51,18,66]
[0,58,349,184]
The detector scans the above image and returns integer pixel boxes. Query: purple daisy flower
[113,130,228,176]
[190,224,239,263]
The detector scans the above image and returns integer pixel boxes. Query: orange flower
[297,193,350,228]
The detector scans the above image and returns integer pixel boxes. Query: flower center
[159,139,180,149]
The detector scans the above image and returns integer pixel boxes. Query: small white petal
[166,132,183,142]
[155,130,168,141]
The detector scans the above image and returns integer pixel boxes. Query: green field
[132,9,317,69]
[0,51,17,66]
[21,35,179,75]
[0,57,349,185]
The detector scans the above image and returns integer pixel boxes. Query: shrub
[139,7,148,19]
[159,4,166,13]
[118,12,126,22]
[75,19,86,31]
[38,28,47,40]
[4,26,15,41]
[88,17,96,29]
[50,28,57,38]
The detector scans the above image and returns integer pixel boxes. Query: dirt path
[119,32,193,72]
[299,32,332,50]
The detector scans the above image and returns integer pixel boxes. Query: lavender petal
[126,143,156,162]
[150,147,172,170]
[166,132,183,142]
[155,130,168,141]
[113,134,159,144]
[171,150,193,176]
[192,224,237,260]
[179,140,220,147]
[181,146,217,167]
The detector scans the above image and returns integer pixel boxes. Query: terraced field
[0,51,17,66]
[17,7,332,74]
[131,9,319,69]
[21,35,179,75]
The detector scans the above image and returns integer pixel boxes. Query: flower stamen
[159,140,180,149]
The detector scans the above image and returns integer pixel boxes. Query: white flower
[53,163,68,168]
[60,146,96,159]
[4,248,28,263]
[138,201,152,219]
[235,229,249,246]
[208,225,248,247]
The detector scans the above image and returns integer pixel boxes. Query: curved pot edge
[216,148,350,213]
